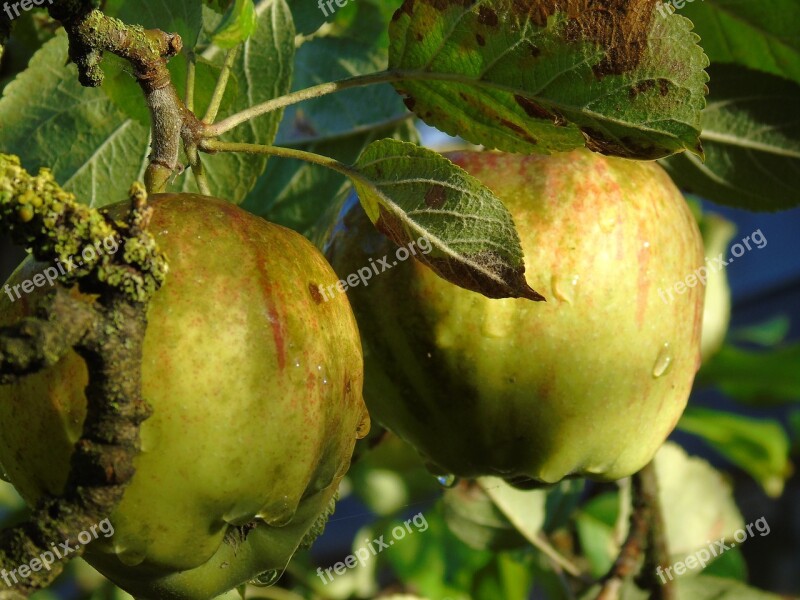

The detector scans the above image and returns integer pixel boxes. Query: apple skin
[0,194,369,598]
[323,149,704,485]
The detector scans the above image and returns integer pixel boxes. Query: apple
[698,211,735,362]
[0,194,370,599]
[323,149,704,485]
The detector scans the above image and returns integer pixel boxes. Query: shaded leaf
[443,482,527,551]
[702,546,748,582]
[174,0,295,202]
[104,0,203,48]
[580,576,782,599]
[384,503,490,600]
[278,36,405,143]
[286,0,329,35]
[574,492,619,578]
[661,65,800,210]
[698,342,800,405]
[730,316,791,348]
[682,0,800,85]
[389,0,708,158]
[246,31,414,233]
[678,407,791,497]
[352,140,543,300]
[0,34,150,207]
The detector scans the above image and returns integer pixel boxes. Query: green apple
[0,194,370,599]
[323,149,704,485]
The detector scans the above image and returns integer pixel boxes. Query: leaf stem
[186,145,212,196]
[186,50,197,113]
[200,140,361,180]
[204,46,240,124]
[204,70,409,137]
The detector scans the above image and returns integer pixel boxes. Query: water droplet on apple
[250,569,282,587]
[258,497,296,527]
[0,471,10,483]
[114,543,147,566]
[437,474,458,488]
[551,275,579,304]
[652,342,672,378]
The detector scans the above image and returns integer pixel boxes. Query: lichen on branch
[0,155,166,595]
[0,154,168,303]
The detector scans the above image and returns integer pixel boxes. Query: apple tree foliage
[0,0,798,599]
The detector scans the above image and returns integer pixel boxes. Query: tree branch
[595,461,675,600]
[46,1,203,193]
[0,289,94,384]
[0,155,167,595]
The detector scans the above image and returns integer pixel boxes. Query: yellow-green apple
[323,149,704,485]
[0,194,369,599]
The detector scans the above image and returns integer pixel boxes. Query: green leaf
[384,503,489,600]
[702,546,748,582]
[0,34,150,207]
[479,477,584,578]
[443,482,527,551]
[654,443,744,559]
[575,493,619,578]
[243,119,417,235]
[104,0,203,48]
[730,316,791,348]
[243,32,414,234]
[677,407,791,497]
[661,65,800,210]
[174,0,295,203]
[388,0,708,159]
[698,342,800,405]
[351,140,543,300]
[471,553,534,600]
[286,0,328,36]
[211,0,258,49]
[580,576,782,600]
[681,0,800,86]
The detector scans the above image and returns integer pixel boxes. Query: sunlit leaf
[654,443,744,558]
[389,0,708,158]
[352,140,543,300]
[678,407,791,497]
[211,0,258,48]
